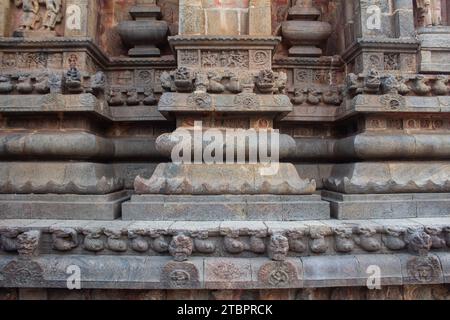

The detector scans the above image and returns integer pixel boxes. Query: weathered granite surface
[323,191,450,220]
[122,194,329,221]
[134,163,316,195]
[2,218,450,260]
[325,162,450,194]
[0,191,130,220]
[0,252,448,290]
[1,0,450,300]
[0,162,123,195]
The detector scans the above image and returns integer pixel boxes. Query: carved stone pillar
[393,0,416,37]
[416,1,450,72]
[122,2,330,221]
[355,0,392,37]
[344,0,355,47]
[341,0,418,74]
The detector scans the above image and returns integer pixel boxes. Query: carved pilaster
[249,0,272,36]
[393,0,416,38]
[0,0,10,37]
[179,0,204,35]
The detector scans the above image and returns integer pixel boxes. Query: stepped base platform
[323,191,450,220]
[0,191,131,220]
[122,194,330,221]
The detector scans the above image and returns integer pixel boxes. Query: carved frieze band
[1,219,450,262]
[178,49,271,70]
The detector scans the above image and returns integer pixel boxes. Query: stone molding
[1,218,450,260]
[0,37,177,69]
[0,252,448,289]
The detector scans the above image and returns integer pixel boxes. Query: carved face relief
[407,255,441,283]
[169,234,194,262]
[268,234,289,261]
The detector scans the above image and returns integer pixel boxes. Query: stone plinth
[323,191,450,220]
[418,27,450,73]
[0,253,448,290]
[325,162,450,194]
[122,194,329,221]
[0,162,123,195]
[0,191,130,220]
[134,163,316,195]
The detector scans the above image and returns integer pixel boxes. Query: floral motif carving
[234,93,259,109]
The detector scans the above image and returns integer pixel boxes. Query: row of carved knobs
[1,226,450,261]
[0,70,106,95]
[346,70,450,97]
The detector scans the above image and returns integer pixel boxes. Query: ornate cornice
[0,37,177,70]
[342,37,420,63]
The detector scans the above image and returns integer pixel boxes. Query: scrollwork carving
[187,92,212,109]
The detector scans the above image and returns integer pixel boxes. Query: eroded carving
[334,228,354,253]
[50,227,78,252]
[268,234,289,261]
[353,226,381,252]
[81,228,105,253]
[169,234,194,262]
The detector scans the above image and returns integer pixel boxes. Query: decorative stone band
[345,72,449,98]
[158,93,293,114]
[155,130,296,161]
[325,162,450,194]
[348,94,450,113]
[0,162,123,195]
[0,94,111,119]
[133,163,316,195]
[0,38,177,68]
[1,218,450,260]
[4,133,450,162]
[0,253,449,290]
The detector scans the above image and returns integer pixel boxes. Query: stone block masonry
[1,0,450,300]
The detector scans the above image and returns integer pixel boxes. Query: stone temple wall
[1,0,450,300]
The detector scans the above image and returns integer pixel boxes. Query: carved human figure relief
[417,0,442,27]
[65,4,82,31]
[14,0,41,31]
[42,0,63,31]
